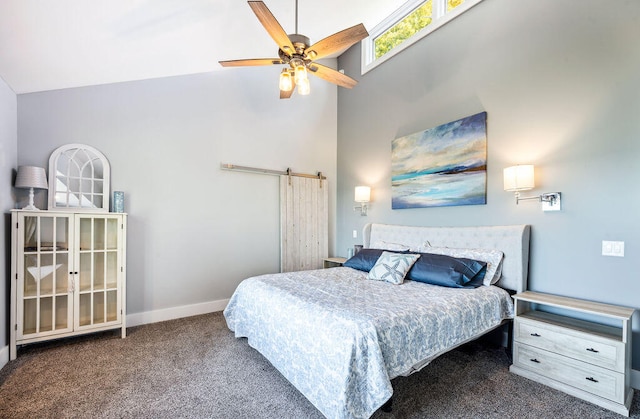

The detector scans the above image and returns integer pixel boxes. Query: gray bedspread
[224,267,514,419]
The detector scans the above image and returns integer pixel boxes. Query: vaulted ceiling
[0,0,406,94]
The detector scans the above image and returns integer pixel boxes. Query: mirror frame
[48,144,111,212]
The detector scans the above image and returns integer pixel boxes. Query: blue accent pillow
[343,248,384,272]
[407,253,487,288]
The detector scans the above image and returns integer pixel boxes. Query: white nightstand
[510,291,635,416]
[323,257,347,268]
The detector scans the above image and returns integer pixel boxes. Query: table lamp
[15,166,48,210]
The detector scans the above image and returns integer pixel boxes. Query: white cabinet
[9,210,127,360]
[510,291,634,416]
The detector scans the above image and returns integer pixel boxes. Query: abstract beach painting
[392,112,487,209]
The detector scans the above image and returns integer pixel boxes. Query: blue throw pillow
[407,253,487,288]
[343,248,385,272]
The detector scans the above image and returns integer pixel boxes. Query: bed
[224,223,531,419]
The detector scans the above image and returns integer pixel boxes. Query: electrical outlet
[353,230,358,239]
[602,240,624,257]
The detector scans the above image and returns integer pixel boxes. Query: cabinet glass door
[18,214,73,338]
[76,216,121,329]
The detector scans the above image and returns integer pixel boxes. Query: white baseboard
[632,368,640,390]
[126,298,229,328]
[0,345,8,370]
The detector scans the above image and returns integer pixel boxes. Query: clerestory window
[361,0,483,74]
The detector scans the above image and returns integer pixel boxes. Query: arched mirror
[48,144,110,212]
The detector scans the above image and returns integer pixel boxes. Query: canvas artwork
[392,112,487,209]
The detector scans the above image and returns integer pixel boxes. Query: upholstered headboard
[363,223,531,293]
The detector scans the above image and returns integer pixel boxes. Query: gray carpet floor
[0,311,637,418]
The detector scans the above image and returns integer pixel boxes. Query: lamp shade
[294,64,307,84]
[503,165,534,191]
[279,69,293,92]
[297,77,310,95]
[15,166,48,189]
[354,186,371,203]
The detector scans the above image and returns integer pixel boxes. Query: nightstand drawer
[513,342,625,403]
[323,257,347,268]
[515,316,623,372]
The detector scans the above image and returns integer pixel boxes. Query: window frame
[361,0,484,75]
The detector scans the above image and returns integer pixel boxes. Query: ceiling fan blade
[280,78,296,99]
[248,1,296,56]
[305,23,369,60]
[309,64,357,89]
[219,58,283,67]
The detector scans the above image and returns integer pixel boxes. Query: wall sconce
[14,165,49,210]
[354,186,370,216]
[503,165,561,211]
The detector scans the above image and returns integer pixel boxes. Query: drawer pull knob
[530,333,541,337]
[586,348,599,353]
[529,358,540,363]
[585,377,599,383]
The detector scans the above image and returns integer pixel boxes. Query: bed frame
[226,223,532,418]
[363,223,531,293]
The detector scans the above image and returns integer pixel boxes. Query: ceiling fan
[219,0,369,99]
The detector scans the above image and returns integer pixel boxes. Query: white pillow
[370,240,410,251]
[418,244,504,286]
[367,251,420,285]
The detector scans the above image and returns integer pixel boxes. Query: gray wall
[0,76,17,353]
[337,0,640,368]
[17,66,337,316]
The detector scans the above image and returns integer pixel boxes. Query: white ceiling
[0,0,406,94]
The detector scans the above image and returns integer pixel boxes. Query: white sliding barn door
[280,175,328,272]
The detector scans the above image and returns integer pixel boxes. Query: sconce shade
[354,186,371,203]
[503,165,534,191]
[15,166,48,189]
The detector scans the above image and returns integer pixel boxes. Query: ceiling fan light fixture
[279,69,293,91]
[297,77,310,95]
[218,1,369,99]
[294,64,308,84]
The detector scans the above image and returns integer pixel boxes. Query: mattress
[224,266,514,419]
